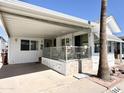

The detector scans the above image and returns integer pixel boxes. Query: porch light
[84,45,88,49]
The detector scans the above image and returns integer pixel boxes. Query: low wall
[78,58,93,73]
[42,57,78,76]
[66,60,79,76]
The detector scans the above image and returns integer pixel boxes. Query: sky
[0,0,124,40]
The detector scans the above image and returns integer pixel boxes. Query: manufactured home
[0,0,123,75]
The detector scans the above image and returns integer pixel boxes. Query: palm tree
[97,0,110,81]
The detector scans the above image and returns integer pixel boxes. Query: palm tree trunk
[97,0,110,81]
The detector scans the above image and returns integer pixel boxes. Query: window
[61,39,65,46]
[94,35,99,53]
[94,42,99,53]
[61,38,70,46]
[31,41,38,50]
[122,43,124,54]
[66,38,70,46]
[21,40,30,50]
[81,34,88,48]
[94,34,113,53]
[21,40,38,51]
[108,41,112,53]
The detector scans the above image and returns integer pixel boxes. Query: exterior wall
[91,23,115,72]
[8,37,44,64]
[91,33,115,72]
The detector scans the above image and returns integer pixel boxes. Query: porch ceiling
[2,14,83,38]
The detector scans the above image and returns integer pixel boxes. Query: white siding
[91,34,115,71]
[8,37,44,64]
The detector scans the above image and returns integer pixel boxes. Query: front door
[75,35,81,46]
[74,34,88,47]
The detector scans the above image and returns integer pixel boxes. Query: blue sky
[0,0,124,40]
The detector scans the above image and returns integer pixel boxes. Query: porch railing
[43,46,90,62]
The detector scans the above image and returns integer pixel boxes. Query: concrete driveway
[0,63,106,93]
[0,63,50,79]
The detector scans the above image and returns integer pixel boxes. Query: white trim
[94,32,123,42]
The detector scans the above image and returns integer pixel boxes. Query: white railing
[43,46,90,62]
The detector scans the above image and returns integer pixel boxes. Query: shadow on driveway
[0,63,50,79]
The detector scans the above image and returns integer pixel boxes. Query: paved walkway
[106,79,124,93]
[114,80,124,93]
[0,63,107,93]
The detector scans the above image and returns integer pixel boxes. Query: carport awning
[94,32,123,42]
[0,0,91,38]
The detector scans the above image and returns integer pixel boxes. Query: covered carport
[0,0,90,64]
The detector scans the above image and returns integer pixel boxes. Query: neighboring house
[0,36,6,54]
[0,36,6,62]
[0,0,123,75]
